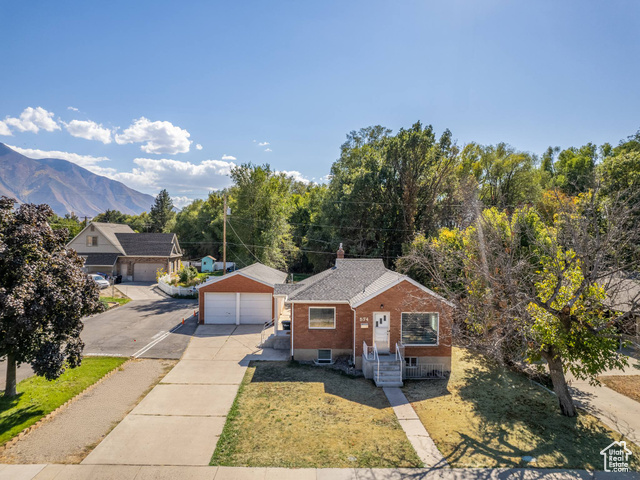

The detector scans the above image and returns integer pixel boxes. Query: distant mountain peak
[0,143,154,217]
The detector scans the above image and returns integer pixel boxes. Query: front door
[374,312,390,354]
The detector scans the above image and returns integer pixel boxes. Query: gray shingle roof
[285,259,389,302]
[238,263,288,285]
[115,233,178,257]
[80,252,120,266]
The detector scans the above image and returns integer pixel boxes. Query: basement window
[317,349,332,364]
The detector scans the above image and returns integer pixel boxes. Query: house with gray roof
[67,222,183,281]
[275,245,454,386]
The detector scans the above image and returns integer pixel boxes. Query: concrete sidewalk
[567,356,640,446]
[2,464,638,479]
[81,324,287,466]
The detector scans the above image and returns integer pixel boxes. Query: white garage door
[134,263,165,282]
[204,293,237,324]
[239,293,272,324]
[203,292,272,324]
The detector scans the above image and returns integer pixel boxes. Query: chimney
[337,243,345,259]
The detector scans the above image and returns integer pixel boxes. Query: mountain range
[0,143,154,217]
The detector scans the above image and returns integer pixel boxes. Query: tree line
[48,122,640,416]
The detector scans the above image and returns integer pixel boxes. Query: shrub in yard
[179,266,198,284]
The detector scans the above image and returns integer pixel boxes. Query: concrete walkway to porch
[81,324,288,466]
[383,387,447,468]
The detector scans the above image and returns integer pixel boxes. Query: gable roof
[202,255,216,261]
[280,258,453,307]
[196,262,287,289]
[74,222,134,254]
[114,232,180,257]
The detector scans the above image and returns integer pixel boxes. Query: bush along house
[273,245,453,387]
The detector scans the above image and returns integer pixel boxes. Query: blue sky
[1,1,639,207]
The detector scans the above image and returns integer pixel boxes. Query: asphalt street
[0,287,198,390]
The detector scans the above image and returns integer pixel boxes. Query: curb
[0,357,134,452]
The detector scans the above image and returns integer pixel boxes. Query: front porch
[362,341,446,386]
[259,304,291,351]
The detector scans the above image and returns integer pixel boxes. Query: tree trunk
[5,353,17,397]
[542,349,576,417]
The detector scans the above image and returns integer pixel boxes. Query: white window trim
[405,356,418,367]
[316,349,333,364]
[401,312,439,346]
[308,306,336,330]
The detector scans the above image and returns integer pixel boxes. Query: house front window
[86,236,98,247]
[309,307,336,329]
[401,312,439,345]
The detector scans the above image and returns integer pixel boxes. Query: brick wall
[291,303,354,354]
[198,274,274,324]
[354,280,452,359]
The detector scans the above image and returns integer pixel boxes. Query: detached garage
[197,263,287,325]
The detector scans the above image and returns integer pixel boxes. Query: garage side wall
[198,274,274,324]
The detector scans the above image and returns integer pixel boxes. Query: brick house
[197,263,287,325]
[274,246,453,386]
[67,222,182,282]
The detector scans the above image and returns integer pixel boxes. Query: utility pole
[223,195,227,275]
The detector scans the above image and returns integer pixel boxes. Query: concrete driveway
[83,324,288,466]
[113,282,166,301]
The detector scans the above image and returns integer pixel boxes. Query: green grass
[100,297,131,306]
[211,361,422,468]
[0,356,127,445]
[403,347,640,470]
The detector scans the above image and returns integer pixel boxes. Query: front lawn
[599,375,640,403]
[0,356,127,445]
[403,347,640,470]
[211,361,421,468]
[100,296,131,307]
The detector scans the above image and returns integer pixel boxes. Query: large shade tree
[0,198,105,397]
[401,186,640,416]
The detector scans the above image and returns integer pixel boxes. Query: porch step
[261,334,291,350]
[374,359,403,387]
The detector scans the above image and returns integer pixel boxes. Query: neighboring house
[273,246,453,386]
[196,263,287,324]
[67,222,183,282]
[201,255,216,273]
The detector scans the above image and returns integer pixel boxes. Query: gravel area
[0,358,176,464]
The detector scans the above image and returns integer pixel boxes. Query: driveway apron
[82,324,286,466]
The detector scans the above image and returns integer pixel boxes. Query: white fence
[158,275,197,297]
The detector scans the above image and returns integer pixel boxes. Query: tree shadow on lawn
[444,350,636,469]
[248,361,396,410]
[0,394,45,445]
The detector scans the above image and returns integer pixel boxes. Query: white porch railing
[362,340,376,361]
[373,343,380,381]
[395,342,404,364]
[259,320,275,347]
[404,363,445,379]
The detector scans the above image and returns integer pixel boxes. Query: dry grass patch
[403,347,640,470]
[599,375,640,403]
[211,361,421,468]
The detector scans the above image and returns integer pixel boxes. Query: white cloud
[115,117,191,154]
[221,154,236,161]
[172,196,196,209]
[65,119,112,144]
[196,143,203,150]
[0,121,11,136]
[264,148,272,152]
[7,145,109,168]
[258,141,270,147]
[67,106,79,112]
[4,107,60,134]
[95,157,236,194]
[279,170,310,184]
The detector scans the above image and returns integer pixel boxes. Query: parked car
[89,274,110,289]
